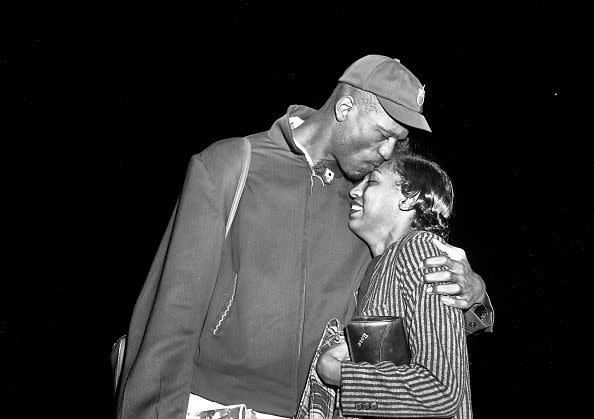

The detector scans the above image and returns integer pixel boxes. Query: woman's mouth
[350,202,363,217]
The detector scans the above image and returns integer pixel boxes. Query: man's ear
[335,96,354,122]
[399,191,420,211]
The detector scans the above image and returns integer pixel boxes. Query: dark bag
[109,137,252,395]
[345,316,411,365]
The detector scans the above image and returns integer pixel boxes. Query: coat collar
[268,105,343,179]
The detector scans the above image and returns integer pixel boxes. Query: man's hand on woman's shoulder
[422,238,486,310]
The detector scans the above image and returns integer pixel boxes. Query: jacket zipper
[294,167,314,405]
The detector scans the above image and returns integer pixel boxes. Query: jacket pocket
[209,272,238,335]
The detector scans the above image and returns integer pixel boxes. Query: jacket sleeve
[464,293,494,334]
[340,234,469,417]
[117,154,226,419]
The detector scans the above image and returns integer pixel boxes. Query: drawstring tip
[310,173,325,193]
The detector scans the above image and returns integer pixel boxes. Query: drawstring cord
[299,145,324,193]
[309,170,324,193]
[291,124,325,193]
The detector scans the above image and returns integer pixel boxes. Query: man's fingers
[427,283,462,296]
[440,295,471,309]
[423,255,464,273]
[446,259,466,275]
[431,238,453,253]
[423,255,449,267]
[424,270,452,283]
[432,238,467,261]
[425,256,467,277]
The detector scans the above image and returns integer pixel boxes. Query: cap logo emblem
[417,85,425,107]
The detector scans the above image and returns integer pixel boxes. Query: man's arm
[423,238,494,333]
[117,155,227,418]
[319,234,470,417]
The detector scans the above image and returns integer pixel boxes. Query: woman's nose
[350,184,362,199]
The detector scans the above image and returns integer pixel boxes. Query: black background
[4,1,592,418]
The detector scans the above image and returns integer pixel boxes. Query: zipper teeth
[295,173,311,405]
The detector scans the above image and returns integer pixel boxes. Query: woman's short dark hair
[389,154,454,239]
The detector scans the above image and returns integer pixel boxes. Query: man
[117,55,492,419]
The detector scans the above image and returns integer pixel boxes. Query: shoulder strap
[225,137,251,238]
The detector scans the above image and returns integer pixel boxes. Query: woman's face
[348,162,405,241]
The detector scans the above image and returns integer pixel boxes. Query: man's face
[348,162,405,242]
[333,106,409,181]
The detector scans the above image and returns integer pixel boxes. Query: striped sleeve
[340,232,469,418]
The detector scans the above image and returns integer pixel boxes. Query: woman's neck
[368,223,414,257]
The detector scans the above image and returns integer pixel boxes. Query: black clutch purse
[345,316,411,365]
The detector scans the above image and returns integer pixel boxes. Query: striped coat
[340,230,472,418]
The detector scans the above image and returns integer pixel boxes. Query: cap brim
[377,96,431,132]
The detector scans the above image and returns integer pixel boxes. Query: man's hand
[316,342,349,387]
[423,238,486,309]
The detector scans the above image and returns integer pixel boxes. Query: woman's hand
[316,342,349,386]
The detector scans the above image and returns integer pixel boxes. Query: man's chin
[342,165,369,182]
[343,171,364,182]
[336,159,374,181]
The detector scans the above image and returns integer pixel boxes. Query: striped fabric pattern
[340,230,472,418]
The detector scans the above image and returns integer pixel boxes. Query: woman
[305,154,472,418]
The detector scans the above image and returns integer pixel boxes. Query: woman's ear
[399,191,420,211]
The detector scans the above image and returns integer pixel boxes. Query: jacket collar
[268,105,343,178]
[268,105,315,155]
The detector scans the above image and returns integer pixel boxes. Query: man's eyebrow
[379,126,407,139]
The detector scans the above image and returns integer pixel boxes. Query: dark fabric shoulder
[189,137,253,223]
[195,137,246,175]
[195,132,272,174]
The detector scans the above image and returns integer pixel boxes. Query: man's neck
[291,111,335,162]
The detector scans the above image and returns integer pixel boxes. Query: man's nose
[378,137,397,160]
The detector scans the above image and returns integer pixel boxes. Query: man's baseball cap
[339,55,431,132]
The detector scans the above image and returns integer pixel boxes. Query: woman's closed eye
[367,171,381,184]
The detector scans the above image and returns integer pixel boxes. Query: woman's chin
[348,220,365,238]
[348,219,357,233]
